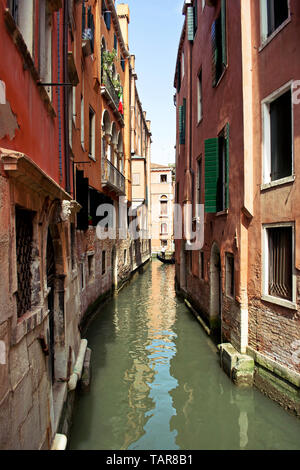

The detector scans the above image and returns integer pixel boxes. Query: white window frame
[197,71,203,123]
[262,222,297,310]
[261,81,294,188]
[260,0,291,48]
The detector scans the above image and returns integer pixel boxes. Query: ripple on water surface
[69,261,300,450]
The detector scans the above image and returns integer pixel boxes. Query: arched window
[160,195,168,216]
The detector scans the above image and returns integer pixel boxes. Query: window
[9,0,34,56]
[161,223,168,235]
[124,249,127,264]
[264,225,294,305]
[121,56,125,72]
[179,98,186,145]
[199,251,204,280]
[102,0,111,30]
[211,0,227,87]
[88,254,94,278]
[89,107,95,160]
[72,87,76,124]
[15,207,34,318]
[262,87,292,184]
[81,94,84,148]
[132,173,140,185]
[226,253,234,298]
[80,262,85,290]
[114,34,118,54]
[102,250,106,275]
[160,201,168,215]
[196,157,202,210]
[160,174,167,183]
[39,0,52,98]
[161,240,167,248]
[260,0,289,42]
[197,71,202,122]
[204,124,229,213]
[176,59,182,93]
[181,51,184,80]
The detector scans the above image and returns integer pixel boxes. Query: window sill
[12,305,49,346]
[261,294,297,311]
[88,154,96,162]
[216,209,228,217]
[261,175,295,191]
[213,66,227,89]
[259,17,291,53]
[196,117,203,128]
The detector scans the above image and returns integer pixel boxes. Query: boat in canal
[157,253,175,264]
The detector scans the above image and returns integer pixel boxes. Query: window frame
[225,252,235,299]
[260,0,290,48]
[261,81,294,188]
[262,222,297,310]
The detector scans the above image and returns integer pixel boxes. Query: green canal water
[69,261,300,450]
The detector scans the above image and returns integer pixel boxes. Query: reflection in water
[69,261,300,450]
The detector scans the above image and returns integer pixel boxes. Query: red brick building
[174,0,300,414]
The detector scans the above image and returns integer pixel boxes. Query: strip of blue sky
[116,0,184,165]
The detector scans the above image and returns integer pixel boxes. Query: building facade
[150,163,175,254]
[0,0,151,449]
[174,0,300,415]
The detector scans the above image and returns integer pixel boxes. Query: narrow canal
[69,261,300,450]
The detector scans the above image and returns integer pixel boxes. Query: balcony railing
[102,159,125,195]
[101,69,124,126]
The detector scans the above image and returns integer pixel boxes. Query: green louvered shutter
[221,0,227,66]
[187,6,194,41]
[194,0,198,35]
[211,21,217,87]
[225,123,230,209]
[205,138,219,213]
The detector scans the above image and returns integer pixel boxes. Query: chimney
[117,4,130,50]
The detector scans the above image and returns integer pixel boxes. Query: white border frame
[261,80,294,187]
[262,222,297,310]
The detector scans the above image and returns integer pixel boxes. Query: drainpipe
[183,1,193,245]
[68,339,88,391]
[63,0,71,194]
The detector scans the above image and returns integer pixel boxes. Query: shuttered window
[205,138,219,213]
[179,98,186,145]
[194,0,198,35]
[204,123,229,213]
[87,6,95,53]
[121,56,125,71]
[211,0,227,87]
[187,6,194,41]
[16,207,34,318]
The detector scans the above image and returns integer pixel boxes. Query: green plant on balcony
[102,49,117,74]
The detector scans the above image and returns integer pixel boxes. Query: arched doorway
[46,229,55,383]
[210,243,222,340]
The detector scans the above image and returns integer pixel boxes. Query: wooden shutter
[211,21,217,87]
[221,0,227,66]
[205,138,219,213]
[194,0,198,35]
[179,100,186,145]
[82,1,86,34]
[187,6,194,41]
[225,123,230,209]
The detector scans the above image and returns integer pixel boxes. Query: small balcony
[101,69,124,126]
[102,159,125,195]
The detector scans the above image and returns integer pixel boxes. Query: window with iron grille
[267,226,293,301]
[15,207,34,318]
